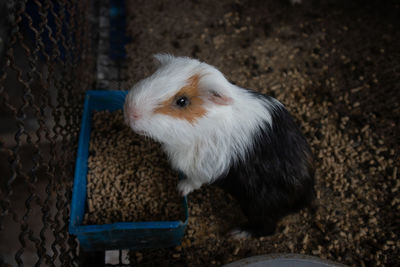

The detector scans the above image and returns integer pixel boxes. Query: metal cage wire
[0,0,96,265]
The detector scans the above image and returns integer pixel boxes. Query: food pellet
[83,110,184,224]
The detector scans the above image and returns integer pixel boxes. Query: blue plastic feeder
[69,90,189,251]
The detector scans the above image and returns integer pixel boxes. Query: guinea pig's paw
[177,180,195,196]
[228,228,252,239]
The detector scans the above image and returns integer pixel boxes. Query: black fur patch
[215,93,315,237]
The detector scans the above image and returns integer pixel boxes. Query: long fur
[214,92,314,236]
[125,55,275,187]
[124,54,314,236]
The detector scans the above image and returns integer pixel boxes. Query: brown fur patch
[154,75,207,123]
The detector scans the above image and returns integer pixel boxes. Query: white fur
[125,55,280,195]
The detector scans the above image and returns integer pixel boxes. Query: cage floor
[121,0,399,266]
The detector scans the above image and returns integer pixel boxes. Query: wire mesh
[0,0,96,265]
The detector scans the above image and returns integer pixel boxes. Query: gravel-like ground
[124,0,399,266]
[84,111,184,225]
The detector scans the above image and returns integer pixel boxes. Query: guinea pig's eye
[175,96,189,108]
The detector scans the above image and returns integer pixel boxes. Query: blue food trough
[69,90,189,251]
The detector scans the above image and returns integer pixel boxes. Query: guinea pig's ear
[207,89,233,106]
[153,53,174,67]
[198,74,233,105]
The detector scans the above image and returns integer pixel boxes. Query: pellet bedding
[123,0,399,266]
[84,110,184,225]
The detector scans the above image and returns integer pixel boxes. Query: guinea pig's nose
[129,107,142,122]
[124,104,141,125]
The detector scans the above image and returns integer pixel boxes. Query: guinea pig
[124,54,314,238]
